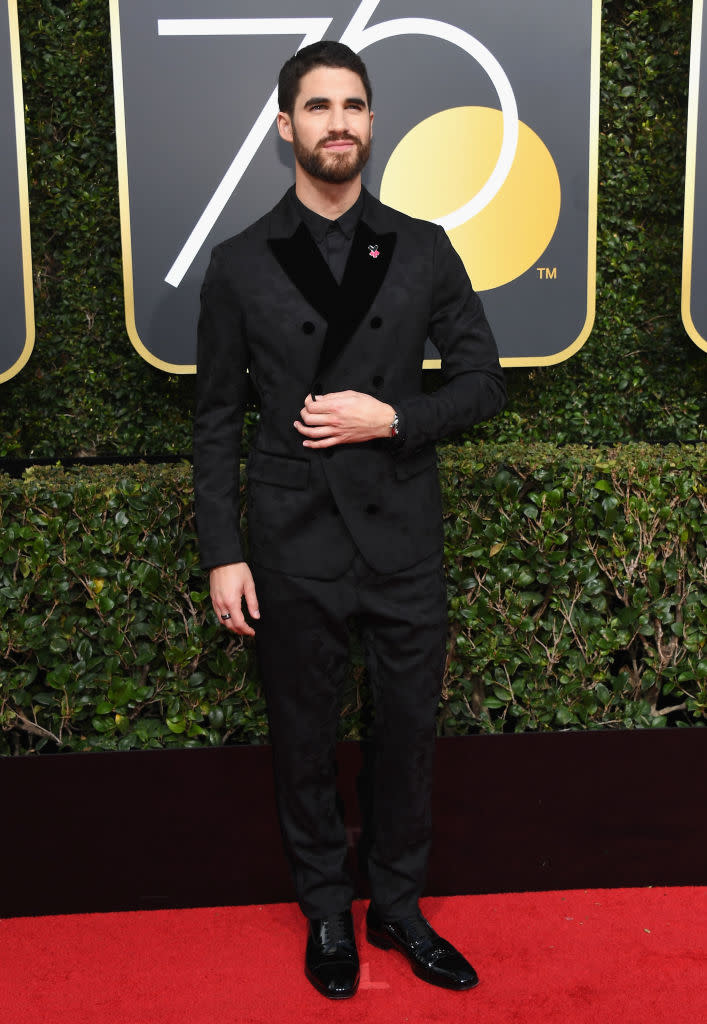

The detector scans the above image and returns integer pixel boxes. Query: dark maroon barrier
[3,730,706,918]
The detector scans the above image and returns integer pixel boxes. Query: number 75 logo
[110,0,600,370]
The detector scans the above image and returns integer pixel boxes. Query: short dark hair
[278,41,372,115]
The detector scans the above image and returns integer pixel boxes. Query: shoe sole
[367,928,480,992]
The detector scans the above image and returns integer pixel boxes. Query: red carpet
[2,889,705,1023]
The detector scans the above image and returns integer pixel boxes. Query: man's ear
[277,111,293,142]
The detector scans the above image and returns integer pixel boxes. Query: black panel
[3,730,705,918]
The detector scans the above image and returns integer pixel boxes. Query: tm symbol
[537,267,557,279]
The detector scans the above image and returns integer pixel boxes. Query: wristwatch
[390,412,400,438]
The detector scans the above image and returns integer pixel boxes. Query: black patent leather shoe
[305,909,360,999]
[366,904,479,991]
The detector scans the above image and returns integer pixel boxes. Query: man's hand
[210,562,260,636]
[294,391,395,448]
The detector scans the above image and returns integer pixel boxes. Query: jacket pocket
[247,450,311,489]
[394,445,437,481]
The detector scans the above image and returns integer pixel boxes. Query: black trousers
[253,549,447,921]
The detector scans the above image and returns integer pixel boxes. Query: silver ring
[220,612,232,621]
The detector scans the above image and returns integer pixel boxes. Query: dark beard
[292,131,371,184]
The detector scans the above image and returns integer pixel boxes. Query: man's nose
[328,104,347,133]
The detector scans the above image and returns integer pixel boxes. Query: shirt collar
[293,188,364,243]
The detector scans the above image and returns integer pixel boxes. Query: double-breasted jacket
[193,187,506,579]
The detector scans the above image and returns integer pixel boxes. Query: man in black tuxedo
[193,41,506,999]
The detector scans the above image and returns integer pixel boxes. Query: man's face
[278,66,373,184]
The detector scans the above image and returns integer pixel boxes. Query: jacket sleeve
[395,225,506,450]
[193,245,250,571]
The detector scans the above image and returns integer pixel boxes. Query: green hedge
[0,0,703,457]
[1,444,704,754]
[438,444,706,734]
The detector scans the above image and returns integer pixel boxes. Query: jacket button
[302,321,315,334]
[370,316,383,329]
[366,504,379,515]
[372,375,384,388]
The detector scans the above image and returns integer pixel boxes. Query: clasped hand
[294,390,394,448]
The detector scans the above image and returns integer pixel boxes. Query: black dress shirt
[291,189,403,442]
[293,190,364,284]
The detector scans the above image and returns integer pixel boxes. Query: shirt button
[370,316,383,329]
[372,375,384,388]
[366,504,379,515]
[302,321,315,334]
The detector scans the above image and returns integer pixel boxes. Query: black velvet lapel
[268,207,397,386]
[315,219,397,381]
[268,222,339,326]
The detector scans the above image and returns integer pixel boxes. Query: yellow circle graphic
[380,106,561,291]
